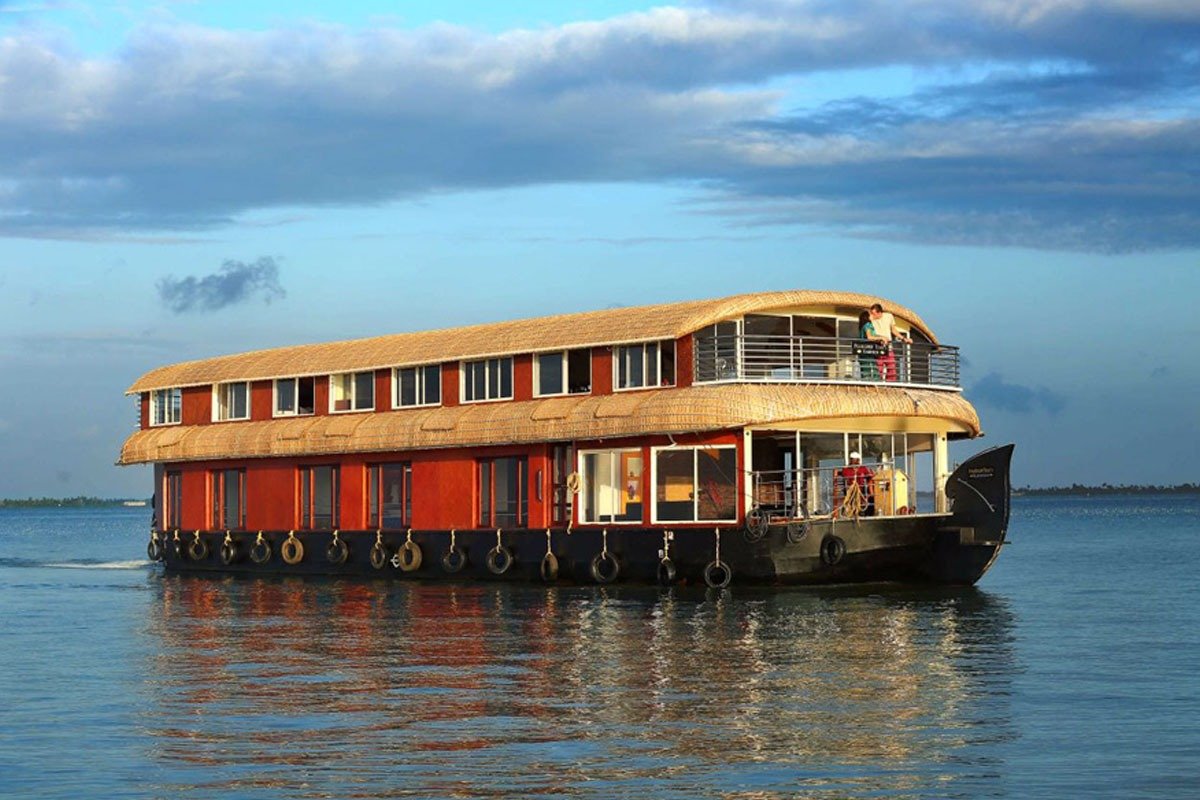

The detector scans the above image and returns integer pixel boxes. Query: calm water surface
[1,496,1197,799]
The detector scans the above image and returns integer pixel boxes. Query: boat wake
[42,559,153,571]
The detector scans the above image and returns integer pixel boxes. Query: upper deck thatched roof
[126,289,938,394]
[117,383,979,465]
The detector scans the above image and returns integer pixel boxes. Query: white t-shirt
[873,311,897,341]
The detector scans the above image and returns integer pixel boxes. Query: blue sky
[0,0,1198,497]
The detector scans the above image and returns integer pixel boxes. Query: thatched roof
[126,289,938,394]
[118,383,979,465]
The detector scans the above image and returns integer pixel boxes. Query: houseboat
[121,289,1012,586]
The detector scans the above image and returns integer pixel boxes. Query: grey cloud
[157,258,285,313]
[967,372,1066,415]
[0,2,1197,251]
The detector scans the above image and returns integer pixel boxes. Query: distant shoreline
[0,497,149,508]
[1015,484,1199,497]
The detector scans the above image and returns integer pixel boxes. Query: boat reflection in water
[143,577,1017,798]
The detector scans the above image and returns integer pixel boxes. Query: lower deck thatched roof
[118,384,979,466]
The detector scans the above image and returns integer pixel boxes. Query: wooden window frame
[299,465,340,529]
[209,468,246,529]
[393,365,442,409]
[367,462,413,529]
[329,371,375,414]
[149,388,182,427]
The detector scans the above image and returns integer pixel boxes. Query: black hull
[154,446,1014,588]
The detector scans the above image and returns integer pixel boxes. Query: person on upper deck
[869,303,911,382]
[857,310,881,380]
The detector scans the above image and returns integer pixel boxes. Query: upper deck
[120,289,971,465]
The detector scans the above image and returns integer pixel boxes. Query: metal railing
[695,334,960,388]
[750,464,925,520]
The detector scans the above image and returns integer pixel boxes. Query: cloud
[157,258,286,313]
[1149,365,1171,378]
[967,372,1066,415]
[0,2,1197,250]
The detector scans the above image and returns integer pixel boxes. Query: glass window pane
[423,365,441,405]
[499,358,513,398]
[232,383,248,418]
[381,464,406,528]
[488,359,500,398]
[222,469,241,528]
[332,375,351,410]
[494,458,517,527]
[313,466,334,528]
[355,371,375,409]
[661,341,676,385]
[368,466,379,526]
[697,449,737,520]
[646,343,659,386]
[538,352,564,396]
[277,379,296,414]
[656,450,695,521]
[404,464,413,522]
[301,470,311,528]
[628,347,644,388]
[479,461,491,526]
[470,362,486,401]
[399,368,417,406]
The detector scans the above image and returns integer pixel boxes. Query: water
[0,497,1197,799]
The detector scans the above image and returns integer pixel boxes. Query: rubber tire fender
[147,538,164,562]
[397,540,423,572]
[820,534,846,567]
[250,538,272,565]
[188,536,209,562]
[219,540,239,565]
[442,545,467,573]
[786,521,811,544]
[486,545,514,575]
[703,560,733,588]
[589,552,620,584]
[326,537,349,566]
[369,543,389,570]
[281,536,305,566]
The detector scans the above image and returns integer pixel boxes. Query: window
[163,471,182,529]
[214,382,249,421]
[615,341,676,390]
[299,465,339,529]
[462,357,513,402]
[210,468,245,529]
[368,463,412,529]
[274,377,315,417]
[579,449,643,524]
[551,445,574,526]
[479,457,527,528]
[535,349,591,397]
[654,447,737,523]
[150,388,181,426]
[395,365,442,408]
[330,371,375,412]
[796,432,937,517]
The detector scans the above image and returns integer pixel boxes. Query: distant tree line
[1016,483,1200,497]
[0,497,146,508]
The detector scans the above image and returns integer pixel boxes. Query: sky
[0,0,1198,497]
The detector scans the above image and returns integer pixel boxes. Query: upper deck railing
[693,334,960,389]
